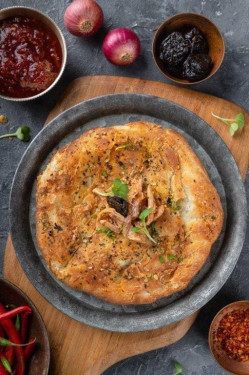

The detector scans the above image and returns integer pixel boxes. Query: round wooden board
[4,76,248,375]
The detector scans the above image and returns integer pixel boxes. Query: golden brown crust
[36,122,223,304]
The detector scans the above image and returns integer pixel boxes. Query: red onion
[103,28,140,66]
[64,0,103,37]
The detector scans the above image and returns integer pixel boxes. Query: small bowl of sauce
[0,6,67,101]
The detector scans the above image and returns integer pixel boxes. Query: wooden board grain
[4,76,249,375]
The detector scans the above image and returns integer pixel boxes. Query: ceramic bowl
[209,300,249,375]
[152,13,225,84]
[0,6,67,101]
[0,277,50,375]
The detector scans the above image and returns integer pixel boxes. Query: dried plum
[183,54,213,82]
[107,196,129,217]
[166,64,184,79]
[159,32,189,66]
[185,27,208,54]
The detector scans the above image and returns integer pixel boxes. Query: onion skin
[103,28,140,66]
[64,0,103,37]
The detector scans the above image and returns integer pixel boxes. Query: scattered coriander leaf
[96,228,115,238]
[166,197,181,211]
[171,201,181,211]
[236,113,245,129]
[167,254,178,262]
[159,256,165,263]
[93,189,113,197]
[139,207,153,222]
[102,170,108,178]
[174,360,183,375]
[112,178,129,200]
[93,179,129,200]
[131,226,142,233]
[0,126,31,142]
[147,274,154,280]
[16,126,29,141]
[115,143,139,151]
[90,210,97,218]
[212,112,244,137]
[143,226,157,244]
[150,223,158,238]
[178,255,186,263]
[132,208,157,243]
[229,122,238,136]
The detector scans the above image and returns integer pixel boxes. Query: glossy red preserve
[0,16,62,98]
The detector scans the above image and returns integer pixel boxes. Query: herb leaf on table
[173,360,183,374]
[0,126,31,142]
[212,112,244,136]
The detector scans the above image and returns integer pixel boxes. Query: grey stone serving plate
[9,94,247,332]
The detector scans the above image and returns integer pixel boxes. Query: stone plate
[9,94,247,332]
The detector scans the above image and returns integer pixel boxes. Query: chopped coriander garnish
[96,228,115,238]
[139,207,153,222]
[90,210,97,218]
[174,360,183,375]
[132,207,157,244]
[178,255,186,263]
[115,143,139,151]
[159,255,165,263]
[150,223,158,238]
[94,178,129,201]
[112,178,128,200]
[166,197,181,211]
[102,170,108,177]
[212,112,244,136]
[171,201,181,211]
[167,254,178,262]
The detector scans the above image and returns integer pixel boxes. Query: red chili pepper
[0,303,25,375]
[0,306,32,322]
[24,338,36,361]
[0,363,8,375]
[20,311,31,343]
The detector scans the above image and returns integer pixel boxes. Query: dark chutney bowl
[152,13,225,84]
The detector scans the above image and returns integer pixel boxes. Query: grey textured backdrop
[0,0,248,374]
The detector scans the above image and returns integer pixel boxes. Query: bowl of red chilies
[0,278,50,375]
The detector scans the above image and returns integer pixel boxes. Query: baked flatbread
[36,122,223,304]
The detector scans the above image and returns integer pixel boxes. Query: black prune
[166,64,184,79]
[159,32,189,66]
[107,196,129,217]
[183,54,213,82]
[185,27,208,54]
